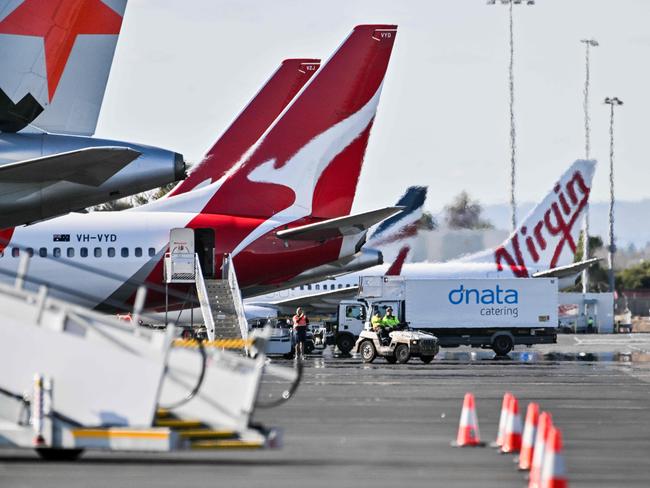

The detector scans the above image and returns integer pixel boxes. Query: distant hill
[480,199,650,248]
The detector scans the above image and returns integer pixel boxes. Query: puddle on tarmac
[437,350,650,363]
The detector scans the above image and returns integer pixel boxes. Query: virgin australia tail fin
[463,160,596,277]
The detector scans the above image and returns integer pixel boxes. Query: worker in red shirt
[293,307,308,360]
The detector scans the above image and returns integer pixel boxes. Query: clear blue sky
[96,0,650,216]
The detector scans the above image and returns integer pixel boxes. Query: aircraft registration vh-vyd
[0,24,401,312]
[0,0,186,227]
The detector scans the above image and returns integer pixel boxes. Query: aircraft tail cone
[518,402,540,470]
[539,426,568,488]
[451,393,485,447]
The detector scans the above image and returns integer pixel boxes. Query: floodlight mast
[603,96,623,295]
[487,0,535,232]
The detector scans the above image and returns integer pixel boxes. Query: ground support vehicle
[0,280,299,460]
[333,276,558,356]
[354,327,439,364]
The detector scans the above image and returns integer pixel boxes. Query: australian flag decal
[53,234,70,242]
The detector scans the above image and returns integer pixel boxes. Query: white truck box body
[360,276,558,329]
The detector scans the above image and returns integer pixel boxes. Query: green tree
[443,191,493,230]
[618,261,650,290]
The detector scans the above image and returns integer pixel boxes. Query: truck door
[194,228,215,278]
[341,303,366,334]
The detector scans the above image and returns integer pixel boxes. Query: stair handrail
[194,255,216,341]
[222,254,248,342]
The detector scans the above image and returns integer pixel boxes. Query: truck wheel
[336,334,354,354]
[492,335,514,356]
[36,448,84,461]
[394,344,410,364]
[360,341,376,363]
[385,355,397,364]
[420,355,434,364]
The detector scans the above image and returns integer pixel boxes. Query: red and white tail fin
[385,246,410,276]
[183,24,397,221]
[167,58,320,198]
[0,0,127,134]
[463,160,596,277]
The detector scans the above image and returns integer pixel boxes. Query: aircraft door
[194,228,215,278]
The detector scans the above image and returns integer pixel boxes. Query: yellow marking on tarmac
[172,338,254,350]
[72,429,169,440]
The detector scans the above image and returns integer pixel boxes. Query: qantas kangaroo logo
[494,168,591,277]
[228,85,384,257]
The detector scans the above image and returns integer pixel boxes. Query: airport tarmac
[1,334,650,487]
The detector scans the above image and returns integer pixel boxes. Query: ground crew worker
[371,311,382,330]
[293,307,308,360]
[378,307,399,344]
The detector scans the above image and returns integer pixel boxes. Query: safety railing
[222,253,248,342]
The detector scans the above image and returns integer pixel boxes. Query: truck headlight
[411,340,418,345]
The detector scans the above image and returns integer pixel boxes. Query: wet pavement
[2,334,650,487]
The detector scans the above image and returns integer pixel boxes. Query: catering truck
[333,276,558,355]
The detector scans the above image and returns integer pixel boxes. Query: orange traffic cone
[518,402,540,470]
[528,411,553,488]
[452,392,485,447]
[501,395,523,453]
[540,426,567,488]
[492,391,513,448]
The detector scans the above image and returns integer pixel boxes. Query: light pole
[604,96,623,294]
[580,38,598,293]
[487,0,535,232]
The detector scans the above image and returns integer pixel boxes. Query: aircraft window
[121,247,129,258]
[80,247,88,258]
[26,248,34,257]
[345,284,351,288]
[39,247,47,258]
[108,247,115,258]
[67,248,74,258]
[307,285,312,291]
[322,284,327,290]
[12,248,19,258]
[135,247,143,257]
[148,247,156,257]
[300,286,304,291]
[94,247,102,258]
[315,284,320,290]
[53,248,61,258]
[338,284,343,289]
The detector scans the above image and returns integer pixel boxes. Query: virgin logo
[494,170,590,277]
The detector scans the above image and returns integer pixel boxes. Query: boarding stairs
[165,252,248,344]
[0,264,298,458]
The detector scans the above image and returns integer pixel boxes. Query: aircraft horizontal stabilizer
[532,257,601,279]
[275,207,404,242]
[248,286,360,314]
[0,147,141,186]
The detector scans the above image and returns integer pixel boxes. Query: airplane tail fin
[463,160,596,277]
[167,58,320,197]
[0,0,127,134]
[195,24,397,219]
[366,186,429,260]
[385,245,410,276]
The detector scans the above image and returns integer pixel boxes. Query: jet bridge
[0,262,299,459]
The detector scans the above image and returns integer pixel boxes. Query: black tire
[394,344,410,364]
[492,335,514,356]
[385,355,397,364]
[420,355,434,364]
[36,448,84,461]
[336,334,354,354]
[360,340,377,363]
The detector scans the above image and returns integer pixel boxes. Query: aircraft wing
[248,286,360,314]
[0,147,141,186]
[532,258,601,279]
[276,207,404,242]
